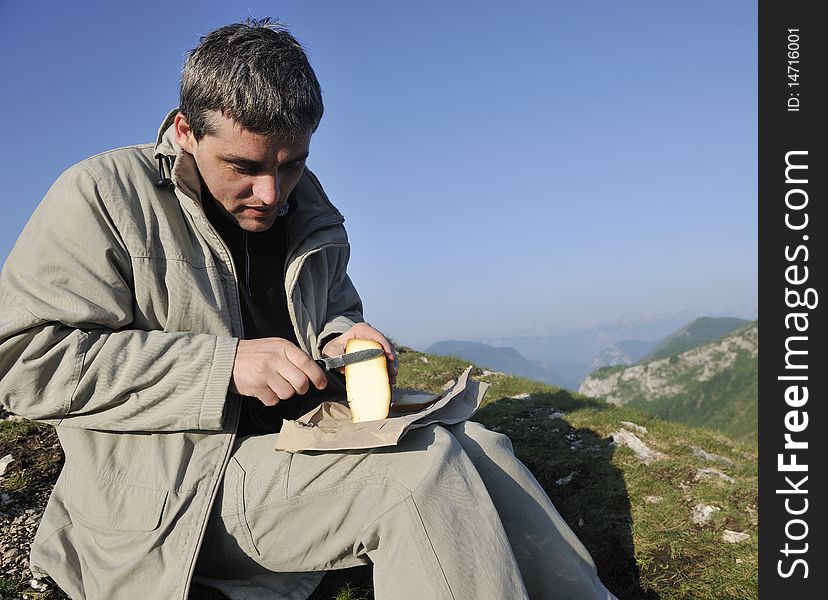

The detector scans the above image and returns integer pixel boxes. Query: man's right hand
[230,338,328,406]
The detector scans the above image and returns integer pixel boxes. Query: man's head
[179,18,323,142]
[174,18,322,232]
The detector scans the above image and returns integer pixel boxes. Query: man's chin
[236,212,277,232]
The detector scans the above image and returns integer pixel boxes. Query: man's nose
[252,174,279,206]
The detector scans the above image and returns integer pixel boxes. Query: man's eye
[283,161,304,171]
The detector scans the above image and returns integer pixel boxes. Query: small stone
[577,518,584,527]
[30,578,49,592]
[690,446,733,466]
[644,495,664,504]
[4,547,20,560]
[511,393,531,400]
[690,503,720,525]
[442,379,456,391]
[620,421,647,434]
[723,530,750,544]
[420,356,429,363]
[555,471,577,486]
[694,468,735,484]
[611,429,668,465]
[0,454,14,477]
[547,411,565,420]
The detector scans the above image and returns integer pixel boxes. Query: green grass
[0,418,46,443]
[1,468,34,492]
[333,582,372,600]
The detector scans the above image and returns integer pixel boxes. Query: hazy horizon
[415,306,759,351]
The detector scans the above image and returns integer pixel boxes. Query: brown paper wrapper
[274,367,487,452]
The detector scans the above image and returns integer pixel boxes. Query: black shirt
[202,193,313,435]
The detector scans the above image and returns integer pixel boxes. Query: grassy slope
[1,348,758,600]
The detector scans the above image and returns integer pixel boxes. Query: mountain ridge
[579,322,758,439]
[637,317,754,363]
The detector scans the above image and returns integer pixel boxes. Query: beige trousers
[194,422,616,600]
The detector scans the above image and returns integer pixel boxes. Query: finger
[275,359,313,396]
[354,323,395,360]
[285,345,328,390]
[252,384,281,407]
[265,373,299,402]
[321,334,345,358]
[388,361,398,386]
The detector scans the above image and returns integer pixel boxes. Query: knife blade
[315,347,385,371]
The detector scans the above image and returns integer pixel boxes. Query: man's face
[174,111,311,232]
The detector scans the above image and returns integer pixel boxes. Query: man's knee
[448,420,515,459]
[378,424,469,492]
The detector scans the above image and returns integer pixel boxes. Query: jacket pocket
[63,463,168,532]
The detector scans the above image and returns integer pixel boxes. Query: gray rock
[690,503,720,525]
[722,530,750,543]
[690,446,733,466]
[555,471,577,486]
[0,454,14,477]
[620,421,647,434]
[611,429,668,465]
[694,468,735,484]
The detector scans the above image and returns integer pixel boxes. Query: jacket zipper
[244,231,252,297]
[169,186,246,600]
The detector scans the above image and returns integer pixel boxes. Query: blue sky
[0,0,757,349]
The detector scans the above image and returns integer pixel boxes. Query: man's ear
[174,113,198,154]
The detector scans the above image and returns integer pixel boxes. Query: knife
[315,347,385,371]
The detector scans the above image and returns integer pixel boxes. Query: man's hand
[322,323,398,385]
[231,338,327,406]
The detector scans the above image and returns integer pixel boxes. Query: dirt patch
[1,410,66,598]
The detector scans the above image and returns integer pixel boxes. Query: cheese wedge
[345,338,391,422]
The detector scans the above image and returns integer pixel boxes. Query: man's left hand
[322,322,398,385]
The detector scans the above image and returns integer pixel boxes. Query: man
[0,19,616,600]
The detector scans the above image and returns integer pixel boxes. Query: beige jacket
[0,110,363,598]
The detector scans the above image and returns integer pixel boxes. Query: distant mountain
[638,317,753,363]
[579,323,758,439]
[425,340,562,387]
[590,339,661,369]
[473,312,708,390]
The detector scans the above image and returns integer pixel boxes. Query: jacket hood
[152,109,346,253]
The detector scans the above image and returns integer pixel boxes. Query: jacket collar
[152,109,345,251]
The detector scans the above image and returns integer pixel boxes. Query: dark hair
[179,18,323,141]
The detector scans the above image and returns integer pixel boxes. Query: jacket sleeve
[0,164,237,432]
[316,241,365,354]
